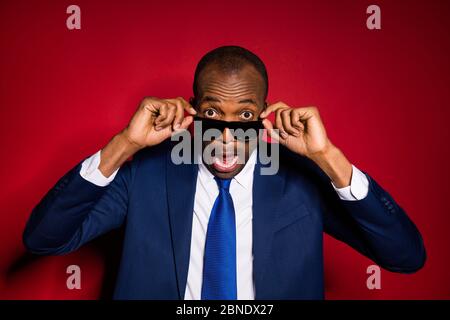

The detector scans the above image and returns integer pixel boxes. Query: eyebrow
[201,96,258,106]
[238,98,257,106]
[201,96,221,104]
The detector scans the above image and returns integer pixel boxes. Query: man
[23,46,426,299]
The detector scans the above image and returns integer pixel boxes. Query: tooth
[214,155,238,169]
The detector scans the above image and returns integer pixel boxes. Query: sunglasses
[193,116,264,141]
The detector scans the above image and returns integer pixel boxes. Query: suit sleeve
[22,156,134,255]
[321,170,427,273]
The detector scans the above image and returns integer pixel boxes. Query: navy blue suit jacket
[23,140,426,299]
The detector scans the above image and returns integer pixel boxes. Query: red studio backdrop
[0,0,449,299]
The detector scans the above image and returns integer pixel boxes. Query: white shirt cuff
[331,165,369,201]
[79,150,119,187]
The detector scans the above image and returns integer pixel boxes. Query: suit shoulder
[132,140,173,163]
[277,145,332,189]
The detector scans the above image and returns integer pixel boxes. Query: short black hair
[192,45,268,106]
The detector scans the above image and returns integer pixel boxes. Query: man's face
[195,64,266,179]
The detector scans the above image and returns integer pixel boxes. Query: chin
[208,163,246,179]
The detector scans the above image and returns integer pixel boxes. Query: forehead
[197,64,265,102]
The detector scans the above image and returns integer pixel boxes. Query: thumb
[151,125,173,145]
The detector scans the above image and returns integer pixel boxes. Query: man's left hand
[260,102,353,188]
[260,102,331,158]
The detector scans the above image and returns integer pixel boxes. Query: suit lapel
[165,138,286,299]
[252,143,286,299]
[166,143,198,299]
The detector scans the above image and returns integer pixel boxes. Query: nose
[221,127,234,144]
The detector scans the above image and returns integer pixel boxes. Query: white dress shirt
[80,148,369,300]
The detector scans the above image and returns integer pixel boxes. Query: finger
[259,101,289,118]
[169,97,198,129]
[176,97,197,115]
[168,97,197,117]
[178,115,193,131]
[281,109,300,136]
[275,108,290,139]
[295,106,317,122]
[155,102,168,126]
[291,110,305,131]
[153,124,173,142]
[262,119,281,143]
[171,100,185,130]
[156,103,176,130]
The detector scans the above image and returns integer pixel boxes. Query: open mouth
[212,154,239,173]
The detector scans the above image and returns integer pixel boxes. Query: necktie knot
[215,177,231,191]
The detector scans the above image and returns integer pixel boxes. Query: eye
[204,108,218,118]
[240,110,254,120]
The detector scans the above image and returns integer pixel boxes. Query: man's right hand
[98,97,197,178]
[123,97,196,149]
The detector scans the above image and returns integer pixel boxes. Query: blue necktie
[201,177,237,300]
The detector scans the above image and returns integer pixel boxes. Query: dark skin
[98,62,352,188]
[194,63,267,179]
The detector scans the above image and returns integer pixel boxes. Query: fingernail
[281,132,288,139]
[155,126,161,131]
[174,123,180,130]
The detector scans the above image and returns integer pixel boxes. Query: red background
[0,0,449,299]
